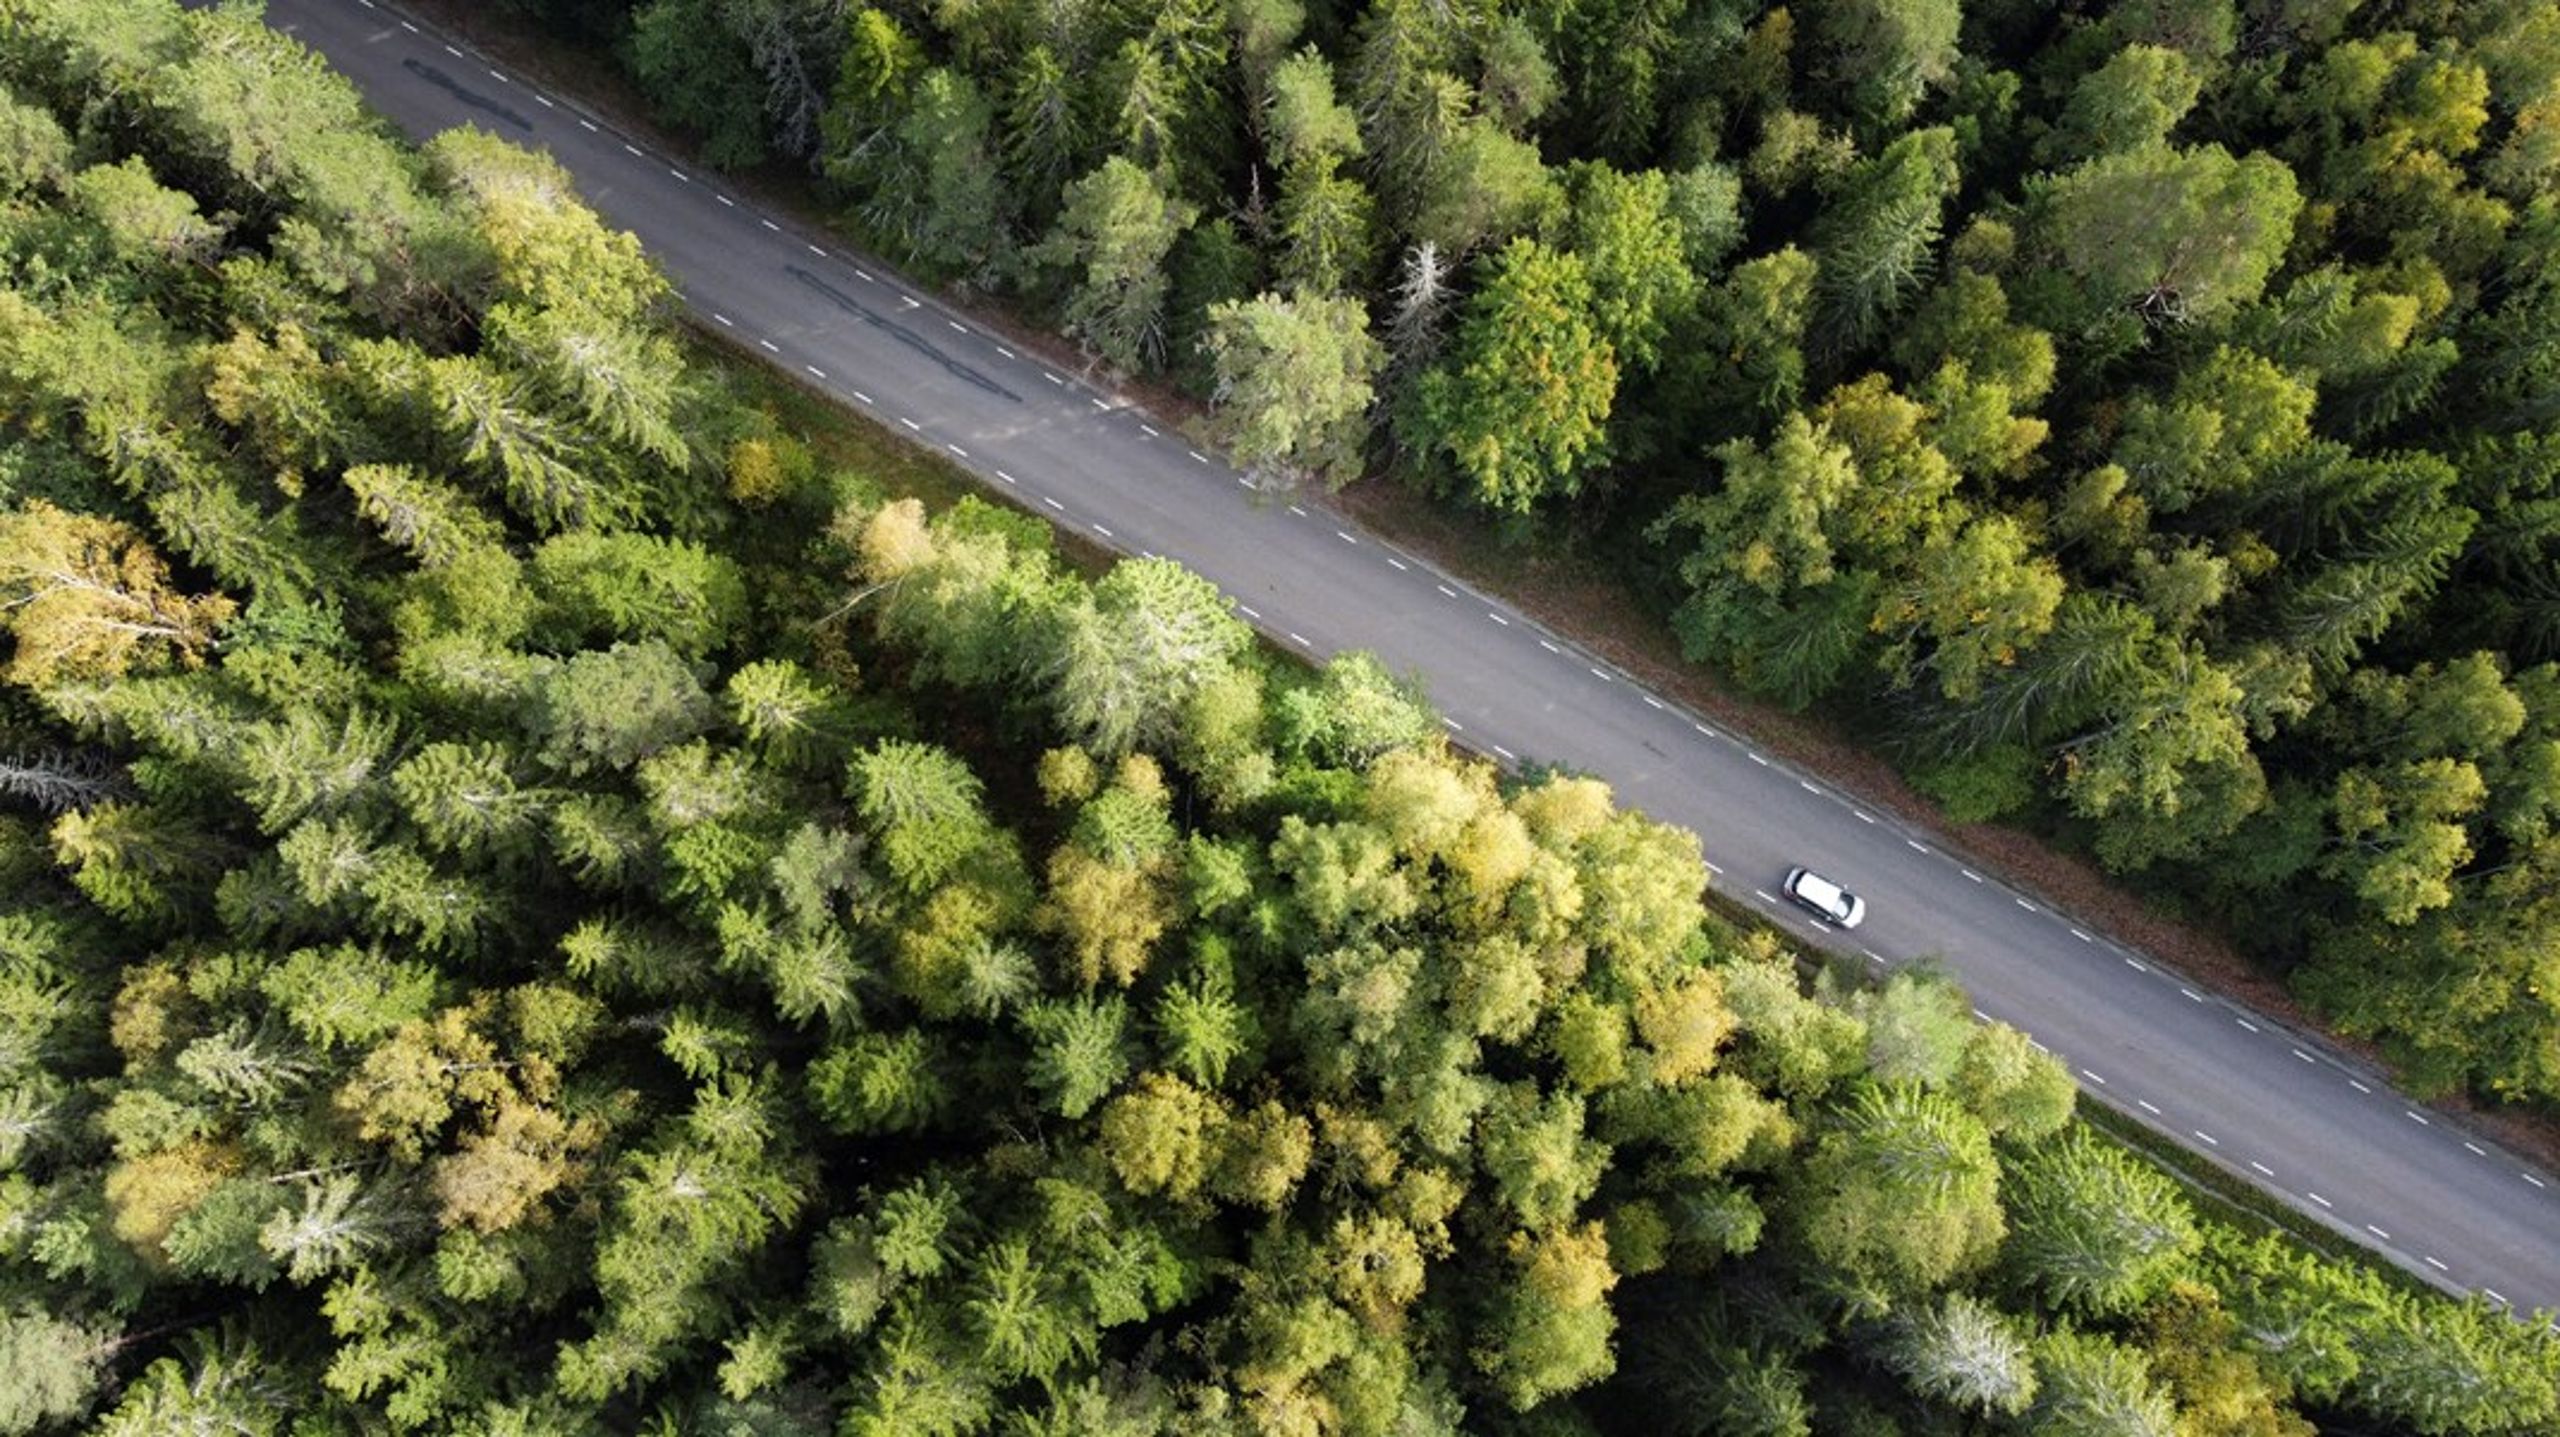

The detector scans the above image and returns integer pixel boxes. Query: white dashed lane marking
[853,391,871,405]
[2406,1110,2429,1125]
[2349,1079,2372,1093]
[1336,531,1357,545]
[2194,1130,2219,1147]
[716,194,732,206]
[2366,1224,2390,1240]
[669,168,689,182]
[2465,1141,2487,1156]
[995,471,1016,485]
[2080,1069,2106,1086]
[2527,1173,2548,1189]
[761,219,779,231]
[578,119,598,132]
[1540,640,1561,654]
[2016,898,2036,912]
[946,444,968,459]
[855,269,874,282]
[1140,424,1160,438]
[897,418,920,431]
[807,243,826,257]
[2294,1049,2316,1063]
[2071,928,2092,942]
[2426,1256,2450,1272]
[1236,604,1259,619]
[2251,1161,2274,1177]
[2237,1019,2259,1033]
[1091,524,1111,539]
[2126,957,2149,972]
[2137,1100,2162,1116]
[1854,811,1875,824]
[2181,987,2205,1003]
[1040,496,1063,511]
[622,143,642,157]
[1191,450,1210,464]
[1961,869,1983,882]
[757,339,778,352]
[711,313,732,327]
[1907,839,1928,852]
[803,365,825,379]
[2308,1192,2333,1208]
[1437,585,1457,598]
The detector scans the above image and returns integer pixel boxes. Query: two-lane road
[263,0,2560,1315]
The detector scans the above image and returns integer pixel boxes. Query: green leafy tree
[1415,239,1618,513]
[1037,157,1196,374]
[2004,1129,2201,1315]
[1803,0,1963,127]
[525,641,719,775]
[2032,143,2302,327]
[1200,291,1384,490]
[1808,128,1961,356]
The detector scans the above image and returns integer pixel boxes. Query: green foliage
[1414,239,1618,512]
[7,7,2551,1435]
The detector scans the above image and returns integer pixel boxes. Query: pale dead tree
[0,748,129,814]
[721,0,846,160]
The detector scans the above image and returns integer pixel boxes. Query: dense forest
[482,0,2560,1108]
[2,1,2558,1432]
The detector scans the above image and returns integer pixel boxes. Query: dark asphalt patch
[786,265,1021,403]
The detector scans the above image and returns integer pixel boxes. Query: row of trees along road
[508,0,2560,1109]
[1,2,2557,1431]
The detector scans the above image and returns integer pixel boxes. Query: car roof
[1796,870,1849,906]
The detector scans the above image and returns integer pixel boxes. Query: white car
[1783,866,1866,929]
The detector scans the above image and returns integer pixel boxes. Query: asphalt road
[263,0,2560,1316]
